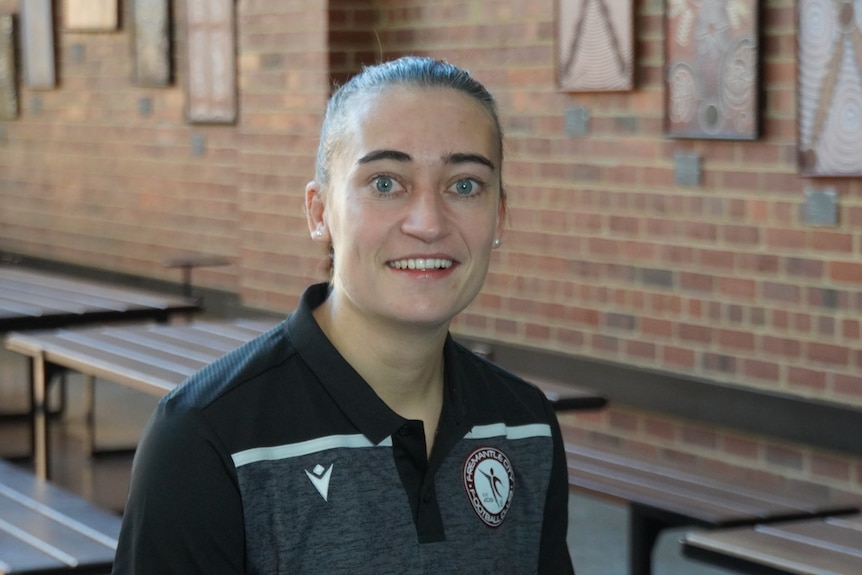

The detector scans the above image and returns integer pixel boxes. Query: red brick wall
[366,0,862,412]
[0,0,241,291]
[235,1,328,311]
[0,0,860,460]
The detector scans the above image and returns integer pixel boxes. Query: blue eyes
[375,176,395,194]
[370,176,481,197]
[453,179,476,196]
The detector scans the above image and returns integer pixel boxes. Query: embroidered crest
[463,447,514,527]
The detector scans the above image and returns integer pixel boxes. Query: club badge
[463,446,514,527]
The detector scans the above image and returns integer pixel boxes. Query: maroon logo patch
[463,446,514,527]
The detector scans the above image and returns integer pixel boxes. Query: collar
[287,283,469,445]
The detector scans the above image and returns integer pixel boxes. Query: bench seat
[565,443,860,575]
[0,459,121,574]
[683,513,862,575]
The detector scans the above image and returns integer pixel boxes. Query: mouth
[387,258,454,271]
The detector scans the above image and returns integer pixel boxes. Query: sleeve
[537,405,576,574]
[111,397,246,574]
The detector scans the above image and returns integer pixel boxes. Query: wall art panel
[186,0,236,123]
[664,0,759,140]
[798,0,862,176]
[20,0,55,89]
[0,15,17,120]
[63,0,118,31]
[133,0,171,86]
[557,0,634,91]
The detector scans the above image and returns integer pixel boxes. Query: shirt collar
[287,283,469,445]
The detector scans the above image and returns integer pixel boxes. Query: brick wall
[0,0,860,489]
[236,0,328,311]
[0,0,241,292]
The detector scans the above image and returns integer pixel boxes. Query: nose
[401,187,448,242]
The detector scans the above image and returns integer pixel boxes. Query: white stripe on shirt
[232,423,550,468]
[465,423,551,441]
[232,434,393,468]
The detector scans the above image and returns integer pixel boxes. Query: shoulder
[162,320,295,412]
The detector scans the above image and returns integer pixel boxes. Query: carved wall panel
[21,0,55,89]
[0,15,17,120]
[133,0,171,86]
[186,0,236,123]
[798,0,862,176]
[63,0,118,31]
[557,0,634,91]
[664,0,759,140]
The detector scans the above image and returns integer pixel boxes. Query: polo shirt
[112,283,573,574]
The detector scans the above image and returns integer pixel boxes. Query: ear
[305,180,330,243]
[494,197,505,242]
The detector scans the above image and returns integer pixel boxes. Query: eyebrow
[443,152,496,172]
[357,150,412,165]
[356,149,496,172]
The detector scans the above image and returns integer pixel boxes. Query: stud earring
[492,238,501,248]
[314,229,324,238]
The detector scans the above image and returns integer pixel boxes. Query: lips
[387,258,454,271]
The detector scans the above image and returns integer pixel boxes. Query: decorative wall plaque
[186,0,236,123]
[133,0,171,86]
[664,0,759,139]
[63,0,118,31]
[798,0,862,176]
[0,15,17,120]
[557,0,634,91]
[20,0,56,89]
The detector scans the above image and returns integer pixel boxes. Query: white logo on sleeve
[463,447,514,527]
[305,463,334,501]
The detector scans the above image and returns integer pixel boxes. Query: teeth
[389,258,453,271]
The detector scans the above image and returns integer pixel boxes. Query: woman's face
[307,85,503,330]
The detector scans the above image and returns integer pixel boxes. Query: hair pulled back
[315,56,505,195]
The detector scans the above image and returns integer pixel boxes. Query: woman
[113,56,574,574]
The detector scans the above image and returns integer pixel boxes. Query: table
[0,266,201,460]
[683,513,862,575]
[4,319,606,479]
[0,266,201,332]
[0,459,121,574]
[565,442,860,575]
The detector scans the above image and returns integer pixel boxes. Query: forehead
[339,85,501,165]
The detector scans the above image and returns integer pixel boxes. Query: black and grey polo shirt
[113,283,574,575]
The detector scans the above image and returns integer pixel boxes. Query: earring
[314,229,324,238]
[493,238,501,248]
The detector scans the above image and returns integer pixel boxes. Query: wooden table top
[5,319,607,410]
[0,266,200,332]
[683,513,862,575]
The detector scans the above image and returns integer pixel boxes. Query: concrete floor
[0,346,738,574]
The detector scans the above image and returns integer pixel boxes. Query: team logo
[463,447,514,527]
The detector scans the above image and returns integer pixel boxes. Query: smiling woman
[112,57,575,575]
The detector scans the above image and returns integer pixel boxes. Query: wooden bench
[3,319,606,480]
[565,443,860,575]
[0,459,121,574]
[683,513,862,575]
[0,266,200,333]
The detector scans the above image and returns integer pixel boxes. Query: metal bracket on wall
[802,187,838,227]
[565,106,590,136]
[673,152,701,187]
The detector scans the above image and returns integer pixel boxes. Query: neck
[312,295,448,435]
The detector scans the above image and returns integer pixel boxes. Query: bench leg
[31,353,50,480]
[84,374,96,455]
[629,505,664,575]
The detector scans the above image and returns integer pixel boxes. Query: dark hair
[315,56,505,196]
